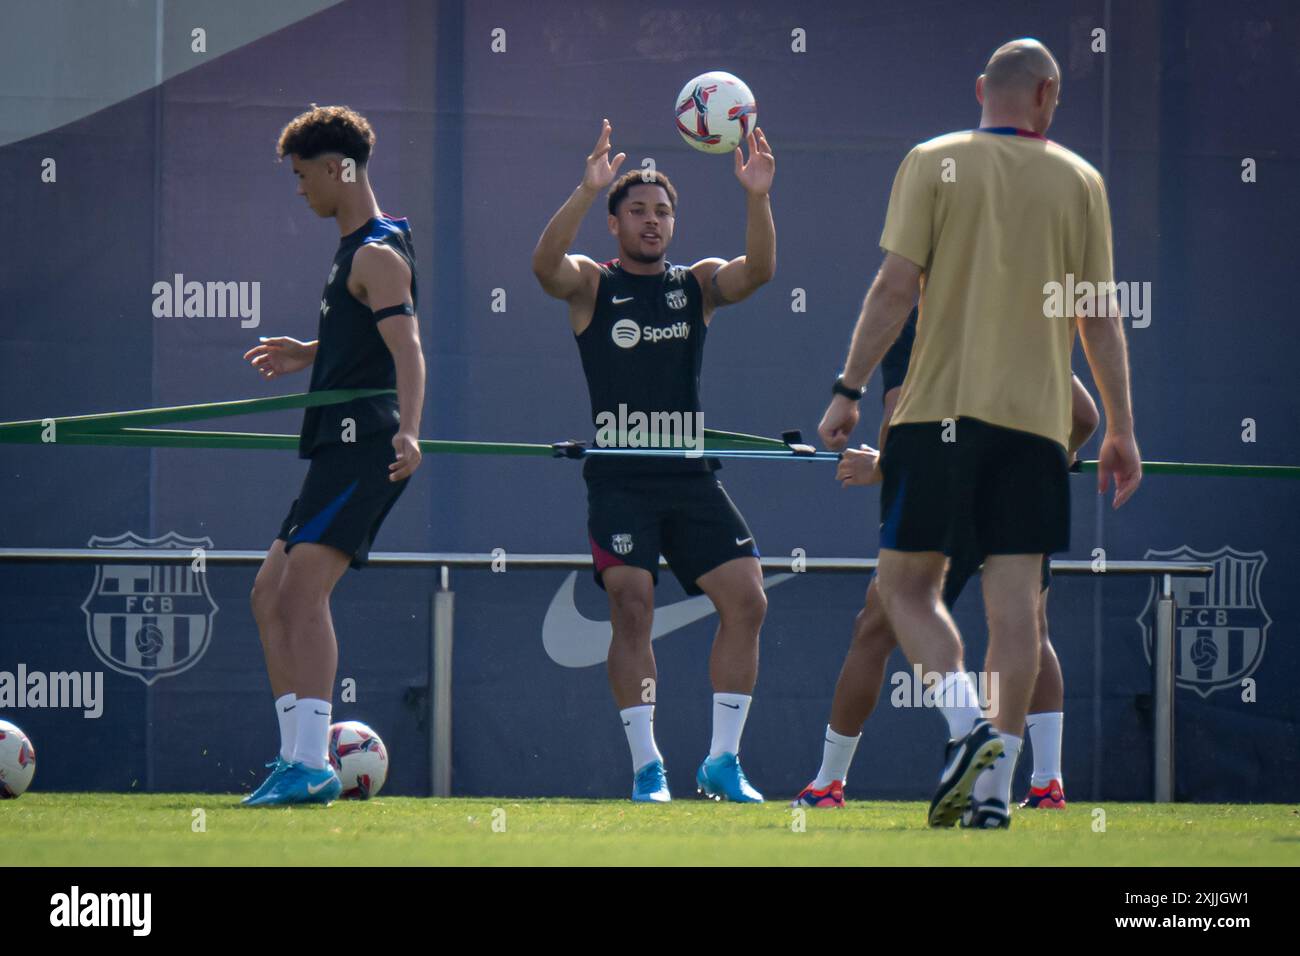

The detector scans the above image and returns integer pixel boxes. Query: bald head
[982,38,1060,93]
[977,38,1062,134]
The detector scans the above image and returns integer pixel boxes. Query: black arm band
[373,303,415,321]
[832,376,863,401]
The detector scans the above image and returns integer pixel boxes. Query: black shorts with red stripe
[585,472,758,596]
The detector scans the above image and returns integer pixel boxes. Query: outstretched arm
[532,119,625,330]
[696,128,776,319]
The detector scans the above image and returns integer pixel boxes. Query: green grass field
[4,795,1298,865]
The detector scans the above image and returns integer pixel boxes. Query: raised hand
[583,119,627,193]
[243,336,314,380]
[734,127,774,195]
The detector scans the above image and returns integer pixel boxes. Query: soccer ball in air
[675,71,757,154]
[328,720,388,799]
[0,719,36,798]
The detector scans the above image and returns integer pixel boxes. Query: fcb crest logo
[611,533,634,556]
[665,289,688,311]
[80,532,218,686]
[1137,546,1270,699]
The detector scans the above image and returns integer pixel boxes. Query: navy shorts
[586,473,758,596]
[880,418,1070,559]
[278,431,408,569]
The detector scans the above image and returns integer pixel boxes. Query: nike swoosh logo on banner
[307,779,332,794]
[542,571,796,668]
[611,295,634,304]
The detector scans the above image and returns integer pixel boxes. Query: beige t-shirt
[880,128,1114,448]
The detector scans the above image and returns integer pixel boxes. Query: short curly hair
[607,170,678,216]
[277,104,376,164]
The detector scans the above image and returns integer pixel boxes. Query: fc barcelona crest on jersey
[1137,546,1270,699]
[665,289,688,310]
[81,532,218,686]
[612,533,634,556]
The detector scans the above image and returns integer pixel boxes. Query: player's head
[277,104,376,218]
[977,38,1061,134]
[607,170,678,265]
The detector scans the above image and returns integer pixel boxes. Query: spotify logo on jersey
[610,318,690,349]
[611,318,642,348]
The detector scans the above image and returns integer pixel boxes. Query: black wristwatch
[832,376,863,401]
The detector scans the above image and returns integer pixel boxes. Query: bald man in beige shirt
[818,39,1141,828]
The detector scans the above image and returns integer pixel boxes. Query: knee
[851,600,894,661]
[608,588,654,639]
[719,586,767,634]
[250,578,280,624]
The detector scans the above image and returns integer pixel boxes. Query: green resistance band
[2,391,1295,475]
[1073,460,1300,480]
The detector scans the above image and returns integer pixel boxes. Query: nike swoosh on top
[542,570,796,668]
[940,741,968,785]
[735,537,753,546]
[611,295,634,304]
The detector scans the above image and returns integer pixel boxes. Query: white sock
[275,693,297,762]
[813,726,860,788]
[292,697,332,770]
[620,705,662,772]
[935,672,981,739]
[1026,711,1064,787]
[709,693,752,758]
[973,732,1022,806]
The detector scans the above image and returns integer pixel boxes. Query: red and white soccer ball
[675,71,757,154]
[328,720,388,799]
[0,719,36,798]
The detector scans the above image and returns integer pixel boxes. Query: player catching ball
[531,119,775,803]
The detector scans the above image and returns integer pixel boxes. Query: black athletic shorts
[881,417,1069,562]
[586,473,758,596]
[278,431,409,569]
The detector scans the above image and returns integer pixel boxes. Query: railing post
[1153,573,1176,802]
[430,565,454,797]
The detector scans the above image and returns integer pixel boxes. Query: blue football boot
[632,759,672,803]
[696,752,764,803]
[240,756,291,806]
[243,761,340,807]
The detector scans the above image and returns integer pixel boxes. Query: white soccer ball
[0,719,36,798]
[674,71,757,154]
[328,720,388,799]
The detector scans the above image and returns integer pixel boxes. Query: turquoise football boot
[696,752,763,803]
[240,756,291,806]
[632,759,671,803]
[244,761,341,807]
